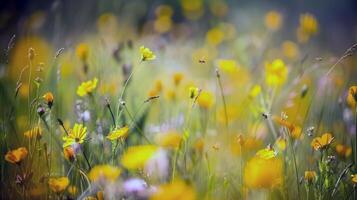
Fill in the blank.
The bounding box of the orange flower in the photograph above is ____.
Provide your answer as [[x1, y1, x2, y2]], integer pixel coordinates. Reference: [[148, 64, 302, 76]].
[[43, 92, 54, 108], [311, 133, 334, 151], [272, 116, 302, 139], [5, 147, 28, 164], [63, 147, 75, 162]]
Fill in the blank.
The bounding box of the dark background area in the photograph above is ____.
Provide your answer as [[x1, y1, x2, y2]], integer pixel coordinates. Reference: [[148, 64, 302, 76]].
[[0, 0, 356, 55]]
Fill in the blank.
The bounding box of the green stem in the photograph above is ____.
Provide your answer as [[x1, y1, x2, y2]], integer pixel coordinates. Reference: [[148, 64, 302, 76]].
[[215, 69, 229, 132]]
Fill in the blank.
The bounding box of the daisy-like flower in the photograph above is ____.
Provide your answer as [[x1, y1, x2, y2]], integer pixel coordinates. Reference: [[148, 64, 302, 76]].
[[5, 147, 28, 164], [48, 177, 69, 193], [76, 43, 89, 62], [311, 133, 334, 151], [62, 123, 87, 148], [121, 145, 158, 170], [140, 46, 156, 61], [106, 126, 129, 141], [76, 78, 98, 97]]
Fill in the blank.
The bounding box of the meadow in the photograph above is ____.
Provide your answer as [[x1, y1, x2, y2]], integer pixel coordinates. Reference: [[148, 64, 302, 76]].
[[0, 1, 357, 199]]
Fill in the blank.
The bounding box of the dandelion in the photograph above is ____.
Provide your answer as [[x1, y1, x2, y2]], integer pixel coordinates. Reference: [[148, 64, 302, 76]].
[[62, 123, 87, 148], [197, 91, 214, 109], [5, 147, 28, 164], [88, 165, 121, 182], [76, 77, 98, 97], [265, 11, 283, 31], [76, 43, 89, 62], [106, 126, 129, 141], [121, 145, 158, 170], [304, 171, 317, 183], [140, 46, 156, 61], [48, 177, 69, 193], [24, 126, 42, 139], [156, 132, 182, 149], [311, 133, 334, 151], [43, 92, 54, 108], [244, 154, 283, 189], [335, 144, 352, 158], [265, 59, 288, 86], [150, 180, 196, 200]]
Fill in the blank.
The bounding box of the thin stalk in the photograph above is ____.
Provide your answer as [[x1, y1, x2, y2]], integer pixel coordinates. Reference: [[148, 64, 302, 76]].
[[215, 69, 229, 132], [289, 137, 301, 200], [82, 150, 91, 170], [124, 105, 151, 144]]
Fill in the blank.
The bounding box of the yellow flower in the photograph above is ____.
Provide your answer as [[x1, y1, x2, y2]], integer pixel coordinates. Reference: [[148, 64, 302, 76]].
[[249, 85, 261, 99], [347, 86, 357, 110], [121, 145, 158, 170], [154, 15, 173, 33], [206, 27, 224, 46], [48, 177, 69, 193], [197, 91, 214, 109], [5, 147, 28, 164], [156, 132, 182, 149], [304, 171, 317, 183], [43, 92, 54, 108], [275, 137, 286, 151], [296, 13, 319, 43], [244, 155, 283, 189], [217, 59, 239, 74], [76, 43, 89, 62], [335, 144, 352, 158], [24, 126, 42, 139], [265, 59, 288, 86], [150, 180, 196, 200], [140, 46, 156, 61], [352, 174, 357, 184], [265, 11, 283, 31], [77, 78, 98, 97], [62, 123, 87, 148], [106, 126, 129, 141], [67, 185, 77, 195], [256, 147, 277, 160], [311, 133, 334, 151], [193, 138, 204, 153], [282, 41, 300, 60], [88, 165, 121, 182], [173, 72, 184, 86]]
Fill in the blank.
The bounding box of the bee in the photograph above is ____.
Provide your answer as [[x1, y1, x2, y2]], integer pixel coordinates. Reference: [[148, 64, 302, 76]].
[[198, 58, 206, 64]]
